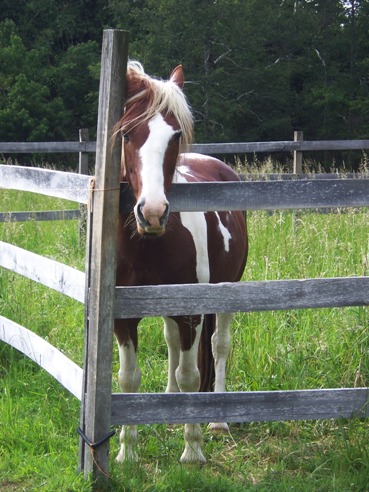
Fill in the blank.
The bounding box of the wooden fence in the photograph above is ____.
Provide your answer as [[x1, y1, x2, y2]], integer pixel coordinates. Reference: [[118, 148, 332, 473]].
[[2, 133, 369, 224], [1, 30, 369, 489], [1, 133, 369, 158]]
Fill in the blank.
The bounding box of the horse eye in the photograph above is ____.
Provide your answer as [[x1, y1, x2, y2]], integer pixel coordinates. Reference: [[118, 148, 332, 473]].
[[122, 131, 130, 143]]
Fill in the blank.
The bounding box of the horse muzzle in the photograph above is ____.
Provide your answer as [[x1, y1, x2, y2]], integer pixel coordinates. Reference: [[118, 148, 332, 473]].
[[135, 200, 169, 236]]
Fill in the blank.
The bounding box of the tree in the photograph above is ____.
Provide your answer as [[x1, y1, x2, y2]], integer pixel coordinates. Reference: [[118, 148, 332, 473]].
[[0, 12, 101, 143], [1, 0, 369, 169]]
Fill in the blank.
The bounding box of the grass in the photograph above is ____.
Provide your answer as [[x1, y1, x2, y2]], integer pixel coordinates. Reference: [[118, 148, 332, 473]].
[[1, 181, 369, 491]]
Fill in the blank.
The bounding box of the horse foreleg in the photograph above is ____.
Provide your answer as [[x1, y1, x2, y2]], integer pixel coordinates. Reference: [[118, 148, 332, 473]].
[[114, 319, 141, 462], [163, 317, 180, 392], [208, 312, 234, 433], [174, 315, 206, 464]]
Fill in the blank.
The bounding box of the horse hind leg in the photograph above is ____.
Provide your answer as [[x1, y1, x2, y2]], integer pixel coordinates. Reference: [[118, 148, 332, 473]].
[[208, 312, 234, 433], [174, 315, 206, 464], [114, 319, 142, 462]]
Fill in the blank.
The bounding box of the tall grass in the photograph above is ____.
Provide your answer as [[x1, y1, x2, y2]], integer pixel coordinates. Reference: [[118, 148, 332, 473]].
[[1, 181, 369, 491]]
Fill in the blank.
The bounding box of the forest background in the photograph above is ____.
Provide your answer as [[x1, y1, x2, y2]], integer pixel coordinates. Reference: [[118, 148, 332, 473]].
[[1, 1, 369, 169]]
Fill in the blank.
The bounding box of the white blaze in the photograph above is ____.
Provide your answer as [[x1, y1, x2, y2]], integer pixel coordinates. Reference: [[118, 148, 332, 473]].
[[138, 113, 175, 207]]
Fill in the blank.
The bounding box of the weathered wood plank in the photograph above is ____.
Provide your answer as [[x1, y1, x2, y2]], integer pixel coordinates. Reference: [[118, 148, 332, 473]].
[[1, 139, 368, 156], [293, 131, 304, 173], [240, 172, 367, 181], [190, 139, 369, 154], [0, 241, 85, 302], [79, 30, 128, 482], [0, 209, 80, 222], [110, 388, 369, 425], [119, 179, 369, 213], [0, 316, 83, 399], [164, 179, 369, 211], [0, 165, 92, 204], [0, 141, 96, 153], [299, 139, 369, 151], [114, 276, 369, 318], [79, 129, 90, 175], [3, 173, 368, 214], [190, 141, 301, 154]]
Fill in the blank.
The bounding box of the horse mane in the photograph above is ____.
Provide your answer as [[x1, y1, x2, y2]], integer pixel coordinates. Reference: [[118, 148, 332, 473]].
[[117, 61, 194, 150]]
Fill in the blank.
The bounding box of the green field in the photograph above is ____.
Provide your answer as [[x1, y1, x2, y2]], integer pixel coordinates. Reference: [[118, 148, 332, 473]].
[[1, 188, 369, 491]]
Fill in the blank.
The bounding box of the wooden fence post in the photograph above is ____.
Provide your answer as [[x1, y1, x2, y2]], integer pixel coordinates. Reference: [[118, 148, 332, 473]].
[[79, 129, 89, 245], [78, 29, 129, 485], [293, 130, 303, 174], [79, 129, 90, 175]]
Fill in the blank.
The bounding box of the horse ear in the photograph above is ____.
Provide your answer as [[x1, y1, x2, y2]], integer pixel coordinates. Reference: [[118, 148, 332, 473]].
[[170, 65, 185, 89]]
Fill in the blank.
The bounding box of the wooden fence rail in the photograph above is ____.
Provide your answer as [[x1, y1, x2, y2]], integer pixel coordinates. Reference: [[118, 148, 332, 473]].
[[0, 165, 91, 203], [0, 316, 83, 400], [114, 277, 369, 319], [0, 209, 81, 222], [121, 179, 369, 212], [0, 240, 85, 302], [110, 388, 369, 426], [3, 171, 369, 223], [1, 138, 369, 155], [0, 141, 96, 153]]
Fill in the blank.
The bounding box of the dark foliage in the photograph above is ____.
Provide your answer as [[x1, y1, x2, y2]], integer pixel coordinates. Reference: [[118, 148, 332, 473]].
[[1, 1, 368, 168]]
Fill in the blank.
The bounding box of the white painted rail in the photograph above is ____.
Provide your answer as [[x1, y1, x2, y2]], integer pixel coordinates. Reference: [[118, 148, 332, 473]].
[[0, 316, 83, 400]]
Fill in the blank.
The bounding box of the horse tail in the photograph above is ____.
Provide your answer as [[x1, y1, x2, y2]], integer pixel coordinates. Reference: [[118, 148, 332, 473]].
[[198, 313, 216, 392]]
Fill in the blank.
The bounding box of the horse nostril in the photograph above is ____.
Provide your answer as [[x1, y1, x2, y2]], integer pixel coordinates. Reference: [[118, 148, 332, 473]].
[[160, 203, 169, 226], [136, 200, 146, 223]]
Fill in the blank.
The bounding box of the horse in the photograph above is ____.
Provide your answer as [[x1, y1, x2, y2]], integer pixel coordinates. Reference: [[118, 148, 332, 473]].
[[114, 61, 248, 464]]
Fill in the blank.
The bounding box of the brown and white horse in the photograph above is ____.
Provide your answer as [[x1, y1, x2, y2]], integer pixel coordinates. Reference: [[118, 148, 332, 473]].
[[114, 61, 248, 463]]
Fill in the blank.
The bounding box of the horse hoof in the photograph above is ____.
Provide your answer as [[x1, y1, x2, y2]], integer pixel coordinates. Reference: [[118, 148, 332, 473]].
[[115, 449, 138, 463], [180, 449, 206, 465], [208, 422, 229, 434]]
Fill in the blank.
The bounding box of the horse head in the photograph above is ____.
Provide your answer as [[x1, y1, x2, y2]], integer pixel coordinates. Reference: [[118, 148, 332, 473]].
[[118, 62, 193, 236]]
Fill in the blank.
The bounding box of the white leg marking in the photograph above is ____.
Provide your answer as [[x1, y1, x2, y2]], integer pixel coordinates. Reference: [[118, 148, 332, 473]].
[[116, 339, 142, 462], [212, 313, 233, 393], [164, 317, 180, 393], [175, 320, 207, 464], [182, 423, 205, 464], [208, 312, 234, 433]]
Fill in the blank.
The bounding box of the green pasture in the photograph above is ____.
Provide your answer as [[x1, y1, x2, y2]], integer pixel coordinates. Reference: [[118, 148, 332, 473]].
[[1, 187, 369, 491]]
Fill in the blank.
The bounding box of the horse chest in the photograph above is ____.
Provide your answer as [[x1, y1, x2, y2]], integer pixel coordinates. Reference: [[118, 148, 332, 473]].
[[117, 226, 199, 286]]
